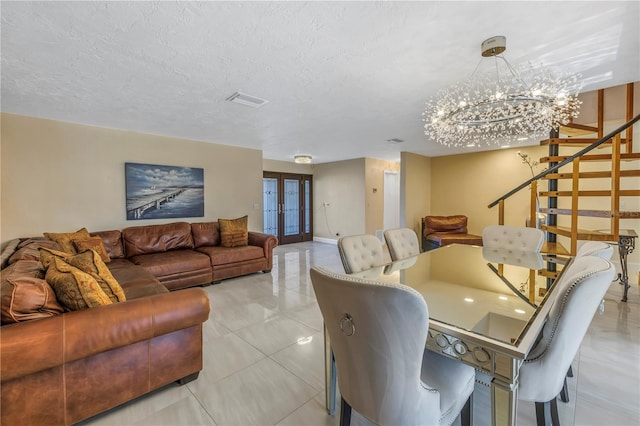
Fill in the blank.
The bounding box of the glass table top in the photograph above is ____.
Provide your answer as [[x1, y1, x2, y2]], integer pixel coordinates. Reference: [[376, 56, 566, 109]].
[[350, 244, 565, 348]]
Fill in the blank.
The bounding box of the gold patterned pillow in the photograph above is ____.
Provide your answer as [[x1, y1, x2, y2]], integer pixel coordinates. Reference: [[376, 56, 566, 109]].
[[45, 257, 113, 311], [43, 228, 91, 254], [72, 236, 110, 263], [39, 247, 72, 269], [218, 216, 249, 248], [65, 250, 125, 303]]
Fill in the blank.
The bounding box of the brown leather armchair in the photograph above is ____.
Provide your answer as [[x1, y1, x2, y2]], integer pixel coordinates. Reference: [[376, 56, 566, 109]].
[[421, 215, 483, 251]]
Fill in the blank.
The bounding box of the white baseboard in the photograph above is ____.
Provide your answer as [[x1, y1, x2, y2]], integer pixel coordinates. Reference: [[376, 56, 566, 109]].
[[313, 236, 338, 245]]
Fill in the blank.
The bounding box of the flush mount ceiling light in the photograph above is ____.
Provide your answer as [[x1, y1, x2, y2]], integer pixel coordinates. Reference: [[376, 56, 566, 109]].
[[294, 155, 312, 164], [423, 36, 582, 148]]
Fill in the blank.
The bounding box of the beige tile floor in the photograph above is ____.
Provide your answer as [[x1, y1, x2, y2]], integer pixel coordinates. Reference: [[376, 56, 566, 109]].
[[81, 241, 639, 426]]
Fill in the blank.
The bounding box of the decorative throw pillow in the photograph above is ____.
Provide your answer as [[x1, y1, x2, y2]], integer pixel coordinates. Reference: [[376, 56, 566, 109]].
[[218, 215, 249, 248], [44, 257, 113, 311], [39, 247, 73, 269], [1, 277, 65, 324], [43, 228, 91, 254], [64, 250, 125, 303], [72, 236, 110, 263]]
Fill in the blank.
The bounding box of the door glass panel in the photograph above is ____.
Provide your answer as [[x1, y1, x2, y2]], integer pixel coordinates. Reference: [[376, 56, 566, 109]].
[[283, 178, 300, 236], [305, 180, 310, 234], [263, 178, 278, 236]]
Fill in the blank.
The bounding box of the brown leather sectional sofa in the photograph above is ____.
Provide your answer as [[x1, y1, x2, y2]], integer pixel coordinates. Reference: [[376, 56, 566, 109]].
[[0, 220, 278, 425]]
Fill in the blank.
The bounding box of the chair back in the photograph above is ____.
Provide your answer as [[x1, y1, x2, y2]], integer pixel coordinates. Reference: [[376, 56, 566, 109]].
[[310, 267, 442, 425], [482, 247, 544, 270], [518, 256, 615, 402], [576, 241, 614, 260], [337, 234, 385, 274], [482, 225, 544, 251], [384, 228, 420, 261]]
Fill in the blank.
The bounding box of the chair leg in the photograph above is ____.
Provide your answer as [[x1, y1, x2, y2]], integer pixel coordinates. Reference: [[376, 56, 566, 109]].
[[550, 398, 560, 426], [559, 376, 570, 403], [460, 394, 473, 426], [535, 398, 561, 426], [340, 397, 352, 426]]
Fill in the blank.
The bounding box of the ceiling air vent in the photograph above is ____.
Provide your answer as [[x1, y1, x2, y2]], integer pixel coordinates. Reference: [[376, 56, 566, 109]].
[[226, 91, 269, 108], [386, 138, 405, 144]]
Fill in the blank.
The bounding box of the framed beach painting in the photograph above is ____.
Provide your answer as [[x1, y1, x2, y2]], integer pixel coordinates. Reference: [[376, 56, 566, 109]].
[[125, 162, 204, 220]]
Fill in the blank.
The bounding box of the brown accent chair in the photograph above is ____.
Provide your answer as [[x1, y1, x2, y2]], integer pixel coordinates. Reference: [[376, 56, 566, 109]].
[[421, 215, 483, 251]]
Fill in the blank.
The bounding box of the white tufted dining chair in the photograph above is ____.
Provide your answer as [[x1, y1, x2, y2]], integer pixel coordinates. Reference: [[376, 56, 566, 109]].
[[482, 225, 544, 252], [576, 241, 614, 260], [337, 234, 385, 274], [384, 228, 421, 261], [518, 255, 616, 426], [310, 266, 474, 426]]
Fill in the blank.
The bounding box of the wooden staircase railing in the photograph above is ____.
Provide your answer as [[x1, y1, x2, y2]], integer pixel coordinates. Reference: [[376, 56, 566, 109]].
[[488, 90, 639, 302]]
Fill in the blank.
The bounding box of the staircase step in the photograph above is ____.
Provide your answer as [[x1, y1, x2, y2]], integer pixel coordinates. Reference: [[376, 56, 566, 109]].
[[539, 189, 640, 197], [540, 153, 640, 163], [543, 170, 640, 179], [538, 269, 559, 279], [541, 225, 617, 241], [541, 241, 570, 256], [540, 137, 630, 146], [538, 208, 640, 218]]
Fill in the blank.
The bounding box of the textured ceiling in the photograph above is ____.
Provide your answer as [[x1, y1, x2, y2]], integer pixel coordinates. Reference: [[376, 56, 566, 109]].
[[2, 1, 639, 163]]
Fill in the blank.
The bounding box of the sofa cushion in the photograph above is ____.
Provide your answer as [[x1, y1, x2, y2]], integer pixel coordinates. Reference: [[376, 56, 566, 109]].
[[191, 222, 221, 248], [43, 228, 91, 254], [123, 222, 194, 257], [106, 258, 156, 283], [197, 245, 264, 266], [128, 250, 211, 278], [218, 216, 248, 248], [73, 236, 110, 263], [1, 276, 64, 324], [44, 257, 113, 311], [427, 233, 483, 247], [8, 239, 61, 265], [91, 230, 125, 259]]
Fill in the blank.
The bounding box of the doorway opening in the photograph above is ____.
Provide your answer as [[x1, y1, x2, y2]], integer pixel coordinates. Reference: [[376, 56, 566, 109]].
[[263, 172, 313, 244]]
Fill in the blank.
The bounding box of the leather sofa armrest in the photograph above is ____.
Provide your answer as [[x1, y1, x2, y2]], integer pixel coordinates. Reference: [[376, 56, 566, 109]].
[[248, 232, 278, 270], [248, 232, 278, 253], [1, 288, 210, 382]]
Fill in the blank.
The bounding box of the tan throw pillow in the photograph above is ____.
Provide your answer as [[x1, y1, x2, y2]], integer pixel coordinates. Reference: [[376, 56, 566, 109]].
[[44, 228, 91, 254], [65, 250, 126, 303], [72, 236, 110, 263], [218, 216, 249, 248], [1, 277, 65, 324], [45, 257, 113, 311]]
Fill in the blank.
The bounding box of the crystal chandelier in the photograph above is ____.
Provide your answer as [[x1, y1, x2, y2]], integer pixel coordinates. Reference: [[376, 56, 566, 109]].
[[423, 36, 582, 148]]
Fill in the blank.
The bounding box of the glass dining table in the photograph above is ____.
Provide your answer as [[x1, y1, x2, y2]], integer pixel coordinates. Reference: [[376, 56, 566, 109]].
[[323, 243, 571, 426]]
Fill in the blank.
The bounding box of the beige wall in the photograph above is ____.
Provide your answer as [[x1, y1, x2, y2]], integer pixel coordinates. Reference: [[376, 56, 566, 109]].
[[364, 158, 400, 236], [401, 152, 431, 237], [1, 113, 264, 243], [312, 159, 365, 240], [430, 144, 549, 234], [262, 159, 314, 175]]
